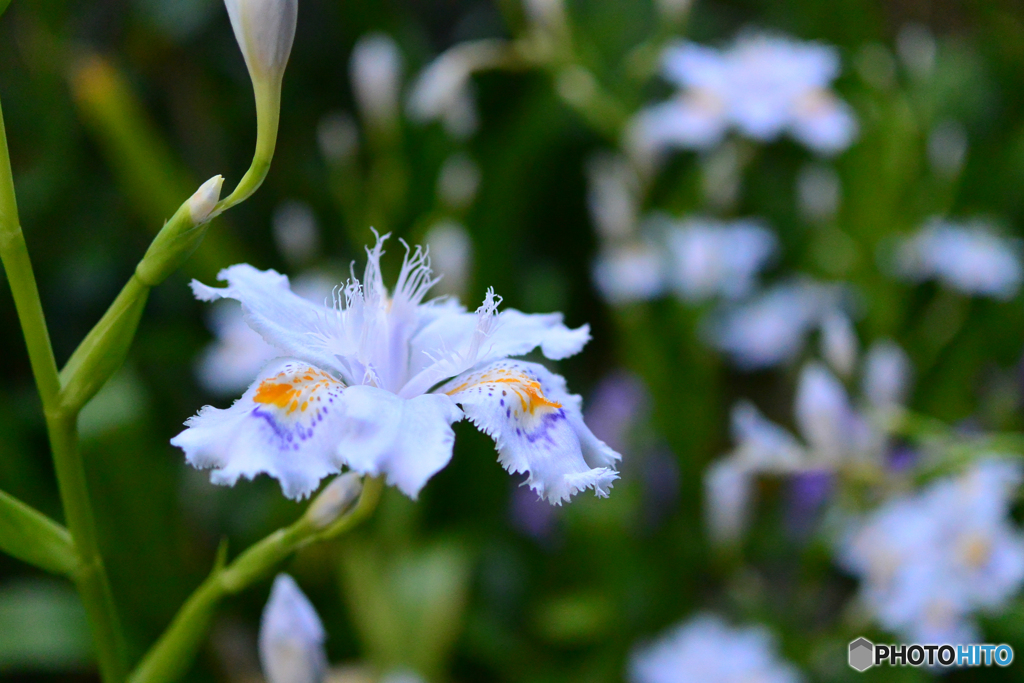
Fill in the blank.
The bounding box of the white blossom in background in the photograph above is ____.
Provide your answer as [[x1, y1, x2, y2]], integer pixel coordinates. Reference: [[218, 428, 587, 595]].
[[196, 272, 337, 396], [437, 153, 481, 211], [629, 614, 802, 683], [317, 112, 360, 164], [927, 120, 968, 178], [523, 0, 566, 32], [704, 459, 754, 544], [174, 234, 619, 503], [586, 153, 640, 240], [629, 33, 857, 164], [819, 311, 858, 377], [272, 201, 321, 266], [896, 23, 937, 80], [895, 220, 1023, 300], [706, 280, 837, 369], [259, 574, 327, 683], [839, 458, 1024, 644], [592, 242, 667, 305], [861, 340, 911, 410], [666, 217, 777, 302], [407, 41, 505, 139], [424, 220, 474, 297], [350, 33, 403, 131], [796, 163, 841, 223], [705, 344, 912, 542]]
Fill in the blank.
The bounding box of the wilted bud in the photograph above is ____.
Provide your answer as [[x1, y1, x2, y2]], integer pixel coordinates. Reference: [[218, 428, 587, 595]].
[[305, 473, 362, 529], [350, 33, 403, 131], [224, 0, 298, 86], [189, 175, 224, 224], [259, 574, 327, 683]]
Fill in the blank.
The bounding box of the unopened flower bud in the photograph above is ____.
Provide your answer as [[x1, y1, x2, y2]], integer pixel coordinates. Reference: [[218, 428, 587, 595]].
[[305, 472, 362, 529], [225, 0, 298, 86], [259, 574, 327, 683], [189, 175, 224, 224]]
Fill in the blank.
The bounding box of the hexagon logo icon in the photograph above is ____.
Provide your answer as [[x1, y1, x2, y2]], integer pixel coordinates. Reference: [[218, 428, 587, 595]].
[[849, 637, 874, 672]]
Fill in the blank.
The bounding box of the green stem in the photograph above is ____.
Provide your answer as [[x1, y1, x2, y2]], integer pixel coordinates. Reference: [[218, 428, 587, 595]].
[[0, 96, 128, 682], [0, 99, 61, 407], [128, 477, 384, 683], [48, 413, 128, 682], [219, 78, 281, 211]]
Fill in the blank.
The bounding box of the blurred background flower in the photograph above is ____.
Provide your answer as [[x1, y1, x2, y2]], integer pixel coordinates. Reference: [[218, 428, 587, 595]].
[[5, 0, 1024, 680]]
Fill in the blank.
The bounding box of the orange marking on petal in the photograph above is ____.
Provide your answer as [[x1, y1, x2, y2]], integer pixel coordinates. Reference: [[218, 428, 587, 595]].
[[254, 381, 299, 408], [446, 371, 562, 414]]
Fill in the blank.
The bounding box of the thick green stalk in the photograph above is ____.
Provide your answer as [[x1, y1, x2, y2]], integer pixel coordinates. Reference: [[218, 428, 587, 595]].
[[129, 477, 384, 683], [0, 100, 61, 407], [48, 414, 128, 681], [0, 96, 128, 682]]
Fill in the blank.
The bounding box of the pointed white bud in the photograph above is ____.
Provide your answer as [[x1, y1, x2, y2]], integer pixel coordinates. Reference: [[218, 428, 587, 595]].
[[259, 574, 327, 683], [704, 459, 751, 544], [224, 0, 298, 86], [188, 175, 224, 224], [350, 33, 403, 130], [862, 340, 912, 409], [794, 362, 856, 461], [305, 473, 362, 529], [819, 311, 858, 377]]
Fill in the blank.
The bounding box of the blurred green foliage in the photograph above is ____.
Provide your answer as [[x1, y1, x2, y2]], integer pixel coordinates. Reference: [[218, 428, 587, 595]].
[[4, 0, 1024, 681]]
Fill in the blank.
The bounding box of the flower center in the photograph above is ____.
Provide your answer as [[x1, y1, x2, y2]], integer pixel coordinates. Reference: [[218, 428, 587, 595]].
[[254, 367, 342, 414]]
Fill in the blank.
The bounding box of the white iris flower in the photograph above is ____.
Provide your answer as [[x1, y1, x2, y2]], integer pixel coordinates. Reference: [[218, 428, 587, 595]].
[[705, 345, 909, 542], [172, 234, 620, 504], [895, 220, 1023, 300], [839, 458, 1024, 644], [630, 33, 857, 160], [666, 217, 777, 302], [629, 614, 802, 683], [706, 280, 838, 370]]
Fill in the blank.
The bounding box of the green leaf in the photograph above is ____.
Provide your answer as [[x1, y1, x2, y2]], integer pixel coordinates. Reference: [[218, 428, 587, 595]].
[[0, 579, 92, 672], [0, 489, 76, 577], [0, 0, 10, 19]]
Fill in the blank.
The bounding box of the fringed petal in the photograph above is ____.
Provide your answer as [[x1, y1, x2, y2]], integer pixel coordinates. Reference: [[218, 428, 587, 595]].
[[441, 360, 619, 504], [171, 359, 347, 500]]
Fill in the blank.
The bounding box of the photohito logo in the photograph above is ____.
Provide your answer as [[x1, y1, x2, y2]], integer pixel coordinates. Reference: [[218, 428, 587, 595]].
[[848, 637, 1014, 671]]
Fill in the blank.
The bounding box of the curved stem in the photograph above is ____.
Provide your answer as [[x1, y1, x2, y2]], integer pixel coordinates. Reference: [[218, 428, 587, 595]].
[[218, 79, 281, 211], [128, 477, 384, 683]]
